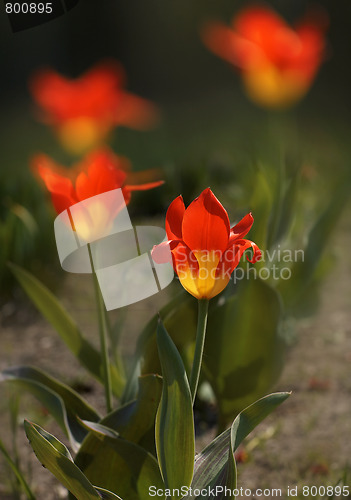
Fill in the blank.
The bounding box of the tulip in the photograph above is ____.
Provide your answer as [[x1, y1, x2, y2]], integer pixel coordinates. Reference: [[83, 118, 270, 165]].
[[202, 5, 327, 108], [30, 61, 158, 154], [33, 149, 164, 242], [152, 188, 261, 300], [33, 149, 163, 214]]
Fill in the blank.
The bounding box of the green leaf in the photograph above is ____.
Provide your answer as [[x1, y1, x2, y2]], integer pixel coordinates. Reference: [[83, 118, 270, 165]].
[[0, 366, 100, 451], [8, 263, 124, 396], [249, 167, 272, 250], [155, 320, 195, 497], [0, 436, 36, 500], [24, 420, 117, 500], [95, 488, 123, 499], [203, 279, 286, 430], [81, 420, 164, 500], [73, 375, 162, 500], [11, 204, 38, 235], [188, 392, 290, 500], [230, 391, 290, 449], [274, 171, 299, 244]]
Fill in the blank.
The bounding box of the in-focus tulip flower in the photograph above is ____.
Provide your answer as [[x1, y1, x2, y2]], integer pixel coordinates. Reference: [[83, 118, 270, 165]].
[[33, 149, 164, 241], [152, 188, 261, 299], [202, 5, 327, 109], [30, 61, 159, 154]]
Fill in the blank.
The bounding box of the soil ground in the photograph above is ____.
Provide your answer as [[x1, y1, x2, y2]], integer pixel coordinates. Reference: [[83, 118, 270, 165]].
[[0, 213, 350, 500]]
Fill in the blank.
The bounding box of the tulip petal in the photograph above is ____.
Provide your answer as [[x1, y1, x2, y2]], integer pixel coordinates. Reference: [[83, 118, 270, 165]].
[[182, 188, 230, 253], [244, 240, 262, 264], [234, 7, 286, 41], [112, 92, 159, 130], [173, 241, 198, 274], [75, 151, 127, 201], [35, 163, 77, 215], [206, 273, 231, 299], [294, 22, 326, 79], [124, 181, 165, 192], [88, 152, 126, 194], [165, 196, 186, 240], [122, 181, 164, 206], [30, 62, 126, 123], [202, 22, 264, 70], [230, 212, 254, 240], [219, 238, 262, 276]]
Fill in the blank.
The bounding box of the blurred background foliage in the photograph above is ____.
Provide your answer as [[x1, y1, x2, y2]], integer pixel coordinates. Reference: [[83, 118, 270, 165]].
[[0, 0, 350, 292]]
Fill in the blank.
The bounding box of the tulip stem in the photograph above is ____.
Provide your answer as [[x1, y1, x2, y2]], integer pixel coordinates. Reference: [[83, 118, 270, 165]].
[[88, 244, 113, 413], [189, 299, 209, 405]]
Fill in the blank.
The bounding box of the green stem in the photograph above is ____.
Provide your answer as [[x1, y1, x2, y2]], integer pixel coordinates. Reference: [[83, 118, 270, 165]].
[[266, 149, 285, 250], [266, 111, 288, 250], [88, 244, 112, 413], [189, 299, 209, 405]]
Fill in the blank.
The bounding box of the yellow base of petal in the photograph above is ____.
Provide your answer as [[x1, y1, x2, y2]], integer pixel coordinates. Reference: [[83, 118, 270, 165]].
[[178, 250, 230, 299]]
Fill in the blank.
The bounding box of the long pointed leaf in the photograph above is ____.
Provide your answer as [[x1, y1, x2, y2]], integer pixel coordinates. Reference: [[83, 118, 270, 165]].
[[73, 375, 162, 500], [155, 320, 195, 497], [95, 487, 123, 499], [9, 263, 124, 396], [1, 366, 100, 451], [188, 392, 290, 500], [24, 421, 113, 500]]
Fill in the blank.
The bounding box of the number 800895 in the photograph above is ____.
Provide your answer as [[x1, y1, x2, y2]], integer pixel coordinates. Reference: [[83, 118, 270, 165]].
[[5, 3, 53, 14]]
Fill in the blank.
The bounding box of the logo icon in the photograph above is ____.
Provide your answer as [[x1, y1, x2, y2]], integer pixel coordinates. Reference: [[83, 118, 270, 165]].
[[54, 188, 174, 310]]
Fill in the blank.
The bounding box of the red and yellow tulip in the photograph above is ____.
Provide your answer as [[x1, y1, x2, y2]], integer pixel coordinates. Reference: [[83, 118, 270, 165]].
[[30, 61, 158, 154], [152, 188, 261, 299], [202, 5, 327, 109]]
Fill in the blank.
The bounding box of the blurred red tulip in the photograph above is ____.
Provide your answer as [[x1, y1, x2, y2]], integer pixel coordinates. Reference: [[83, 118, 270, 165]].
[[202, 4, 327, 108], [33, 149, 164, 242], [152, 188, 261, 299], [33, 148, 164, 215], [30, 61, 159, 154]]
